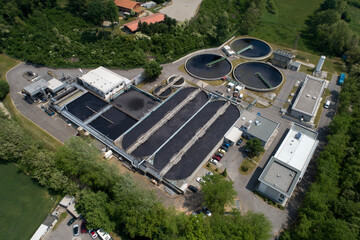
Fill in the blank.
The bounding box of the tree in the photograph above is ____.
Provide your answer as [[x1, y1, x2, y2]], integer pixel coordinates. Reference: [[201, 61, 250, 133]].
[[143, 60, 162, 81], [0, 80, 10, 100], [201, 174, 237, 214], [87, 0, 106, 25], [244, 138, 263, 158], [76, 189, 115, 232]]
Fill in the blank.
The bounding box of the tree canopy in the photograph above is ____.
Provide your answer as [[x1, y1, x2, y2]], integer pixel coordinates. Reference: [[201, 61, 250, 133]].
[[201, 174, 237, 214], [244, 138, 264, 158]]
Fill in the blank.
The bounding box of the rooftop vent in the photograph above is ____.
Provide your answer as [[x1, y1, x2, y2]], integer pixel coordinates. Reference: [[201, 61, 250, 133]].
[[255, 120, 261, 126], [295, 132, 302, 140], [306, 94, 310, 98], [277, 174, 280, 177], [312, 96, 316, 100]]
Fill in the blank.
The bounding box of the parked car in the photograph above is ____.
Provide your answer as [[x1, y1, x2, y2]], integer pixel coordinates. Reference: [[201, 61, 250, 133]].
[[221, 145, 229, 150], [324, 100, 330, 109], [218, 149, 226, 154], [210, 159, 219, 165], [196, 177, 205, 184], [223, 142, 230, 148], [212, 155, 221, 161], [215, 153, 223, 158], [205, 171, 214, 176], [236, 138, 243, 146], [73, 224, 79, 236], [67, 217, 76, 226], [188, 185, 198, 193], [81, 221, 87, 233], [89, 229, 98, 239], [203, 206, 212, 216]]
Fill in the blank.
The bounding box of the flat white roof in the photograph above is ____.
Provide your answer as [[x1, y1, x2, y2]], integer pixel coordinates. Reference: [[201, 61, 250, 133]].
[[48, 78, 65, 92], [292, 75, 326, 116], [30, 224, 48, 240], [80, 66, 131, 94], [274, 125, 318, 172], [224, 127, 242, 142]]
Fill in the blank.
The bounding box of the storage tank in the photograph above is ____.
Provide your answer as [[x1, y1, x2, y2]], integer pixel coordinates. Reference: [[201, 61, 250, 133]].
[[315, 56, 326, 72]]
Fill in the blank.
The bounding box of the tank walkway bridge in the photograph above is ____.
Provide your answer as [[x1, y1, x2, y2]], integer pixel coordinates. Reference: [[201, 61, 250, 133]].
[[125, 88, 202, 154], [159, 101, 231, 177], [154, 75, 183, 97]]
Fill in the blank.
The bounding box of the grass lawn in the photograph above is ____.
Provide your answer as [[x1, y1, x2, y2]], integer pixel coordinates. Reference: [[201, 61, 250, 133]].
[[347, 5, 360, 36], [250, 0, 323, 51], [0, 54, 20, 79], [0, 164, 54, 240]]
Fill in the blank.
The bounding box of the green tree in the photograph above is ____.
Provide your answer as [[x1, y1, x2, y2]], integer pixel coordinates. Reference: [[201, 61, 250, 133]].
[[244, 138, 264, 158], [201, 174, 237, 214], [0, 80, 10, 100], [87, 0, 105, 25], [76, 189, 115, 232], [144, 60, 162, 81]]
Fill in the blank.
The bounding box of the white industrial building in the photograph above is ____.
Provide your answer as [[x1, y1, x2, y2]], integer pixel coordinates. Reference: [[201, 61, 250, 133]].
[[291, 75, 326, 122], [224, 126, 243, 146], [78, 66, 131, 99], [257, 124, 318, 204]]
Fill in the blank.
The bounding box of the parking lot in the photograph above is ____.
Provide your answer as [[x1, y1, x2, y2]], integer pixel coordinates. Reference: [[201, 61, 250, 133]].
[[44, 214, 93, 240]]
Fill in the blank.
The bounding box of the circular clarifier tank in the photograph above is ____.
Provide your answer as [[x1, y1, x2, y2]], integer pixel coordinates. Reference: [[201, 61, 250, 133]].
[[167, 75, 186, 88], [233, 62, 283, 92], [230, 38, 272, 60], [185, 53, 232, 80]]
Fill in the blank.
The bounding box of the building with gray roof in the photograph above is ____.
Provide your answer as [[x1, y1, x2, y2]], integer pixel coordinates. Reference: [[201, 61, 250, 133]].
[[291, 75, 326, 122], [242, 115, 278, 146], [257, 123, 318, 204]]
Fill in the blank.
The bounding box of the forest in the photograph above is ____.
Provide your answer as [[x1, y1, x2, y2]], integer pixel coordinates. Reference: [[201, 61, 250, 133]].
[[0, 0, 266, 68]]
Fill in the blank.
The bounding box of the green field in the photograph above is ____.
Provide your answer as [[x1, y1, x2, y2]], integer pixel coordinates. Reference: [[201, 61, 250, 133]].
[[250, 0, 323, 51], [347, 5, 360, 35], [0, 164, 54, 240]]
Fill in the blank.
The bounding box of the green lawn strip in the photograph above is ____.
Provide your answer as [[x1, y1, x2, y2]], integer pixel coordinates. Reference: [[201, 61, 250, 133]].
[[53, 212, 68, 231], [0, 164, 54, 240], [0, 54, 20, 79], [253, 190, 285, 210], [239, 151, 265, 175], [314, 88, 331, 128]]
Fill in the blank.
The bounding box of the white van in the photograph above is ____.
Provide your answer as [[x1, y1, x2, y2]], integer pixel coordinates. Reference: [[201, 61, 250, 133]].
[[324, 100, 330, 109]]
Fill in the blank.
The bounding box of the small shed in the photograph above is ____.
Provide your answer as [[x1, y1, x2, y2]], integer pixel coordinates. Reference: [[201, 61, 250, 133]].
[[59, 195, 74, 208], [227, 82, 235, 89], [141, 1, 156, 8], [224, 127, 243, 146], [289, 61, 301, 72]]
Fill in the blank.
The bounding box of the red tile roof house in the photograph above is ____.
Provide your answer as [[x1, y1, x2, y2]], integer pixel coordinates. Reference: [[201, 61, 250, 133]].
[[114, 0, 145, 17], [123, 13, 165, 33]]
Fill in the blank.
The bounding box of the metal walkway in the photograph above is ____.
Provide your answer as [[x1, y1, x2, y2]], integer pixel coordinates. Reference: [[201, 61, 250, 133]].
[[159, 101, 231, 176], [126, 88, 201, 154]]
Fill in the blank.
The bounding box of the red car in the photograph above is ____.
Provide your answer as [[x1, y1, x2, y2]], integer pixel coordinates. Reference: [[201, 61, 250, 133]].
[[89, 229, 98, 239], [80, 222, 87, 234], [212, 155, 221, 161]]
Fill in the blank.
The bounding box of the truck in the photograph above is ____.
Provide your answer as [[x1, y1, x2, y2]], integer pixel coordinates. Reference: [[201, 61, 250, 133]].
[[338, 73, 345, 85], [233, 85, 243, 97]]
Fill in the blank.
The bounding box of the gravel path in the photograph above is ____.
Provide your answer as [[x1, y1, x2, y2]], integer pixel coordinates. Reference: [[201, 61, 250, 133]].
[[160, 0, 202, 21]]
